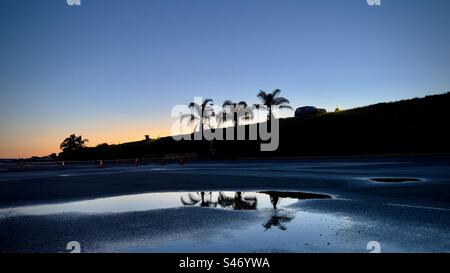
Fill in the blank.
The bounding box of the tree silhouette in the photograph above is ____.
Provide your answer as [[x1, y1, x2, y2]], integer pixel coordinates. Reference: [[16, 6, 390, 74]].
[[180, 192, 217, 208], [269, 195, 280, 210], [180, 98, 215, 134], [217, 192, 257, 210], [180, 192, 257, 210], [256, 89, 292, 122], [263, 212, 295, 231], [217, 100, 254, 128], [216, 100, 255, 141], [60, 134, 88, 153]]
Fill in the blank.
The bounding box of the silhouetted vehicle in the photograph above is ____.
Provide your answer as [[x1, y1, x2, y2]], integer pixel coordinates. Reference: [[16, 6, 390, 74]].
[[295, 106, 327, 118]]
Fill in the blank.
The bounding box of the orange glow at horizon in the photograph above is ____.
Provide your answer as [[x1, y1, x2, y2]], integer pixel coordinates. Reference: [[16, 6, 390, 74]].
[[0, 124, 173, 159]]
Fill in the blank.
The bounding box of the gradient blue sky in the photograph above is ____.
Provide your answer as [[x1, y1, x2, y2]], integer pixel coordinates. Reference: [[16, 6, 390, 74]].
[[1, 0, 450, 158]]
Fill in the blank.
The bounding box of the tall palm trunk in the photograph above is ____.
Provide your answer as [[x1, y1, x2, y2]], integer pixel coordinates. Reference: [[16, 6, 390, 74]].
[[267, 106, 272, 132], [234, 111, 238, 140]]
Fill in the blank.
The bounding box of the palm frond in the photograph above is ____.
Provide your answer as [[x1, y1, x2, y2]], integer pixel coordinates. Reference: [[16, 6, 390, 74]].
[[202, 98, 214, 107], [237, 101, 248, 107], [222, 100, 234, 108], [273, 97, 290, 105], [180, 192, 203, 206], [277, 105, 293, 110], [188, 102, 202, 117], [271, 89, 281, 97], [257, 90, 268, 101], [179, 113, 198, 124], [253, 104, 266, 110]]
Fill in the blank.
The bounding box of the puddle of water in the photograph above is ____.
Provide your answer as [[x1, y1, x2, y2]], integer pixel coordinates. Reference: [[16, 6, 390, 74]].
[[108, 210, 357, 253], [0, 191, 331, 217], [370, 177, 421, 183]]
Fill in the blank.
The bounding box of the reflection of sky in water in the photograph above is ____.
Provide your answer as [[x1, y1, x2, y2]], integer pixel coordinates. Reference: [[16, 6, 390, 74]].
[[107, 211, 357, 253], [1, 191, 370, 252], [0, 192, 303, 216], [1, 190, 414, 253]]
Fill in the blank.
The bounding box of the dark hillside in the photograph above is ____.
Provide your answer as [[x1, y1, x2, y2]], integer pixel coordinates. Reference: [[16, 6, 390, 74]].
[[59, 92, 450, 160]]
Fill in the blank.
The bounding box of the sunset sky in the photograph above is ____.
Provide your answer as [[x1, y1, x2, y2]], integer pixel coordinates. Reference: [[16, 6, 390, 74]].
[[1, 0, 450, 158]]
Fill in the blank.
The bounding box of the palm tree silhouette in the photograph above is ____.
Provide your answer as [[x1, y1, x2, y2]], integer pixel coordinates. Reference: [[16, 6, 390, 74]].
[[263, 212, 295, 231], [217, 100, 255, 127], [269, 195, 280, 210], [180, 98, 215, 134], [256, 89, 292, 122], [216, 100, 255, 140], [60, 134, 89, 152], [217, 192, 257, 210], [180, 192, 217, 208]]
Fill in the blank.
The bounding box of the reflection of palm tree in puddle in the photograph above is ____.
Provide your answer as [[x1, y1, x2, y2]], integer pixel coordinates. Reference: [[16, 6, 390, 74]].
[[261, 191, 331, 210], [263, 193, 294, 231], [180, 191, 330, 231], [180, 192, 257, 210], [262, 212, 295, 231], [269, 196, 280, 209], [180, 192, 217, 208], [217, 192, 257, 210], [261, 191, 333, 231]]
